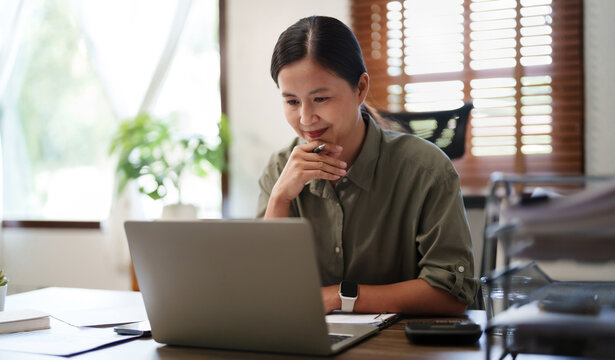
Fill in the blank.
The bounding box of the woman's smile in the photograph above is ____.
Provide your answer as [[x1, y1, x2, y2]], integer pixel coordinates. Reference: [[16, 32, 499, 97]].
[[305, 127, 328, 139]]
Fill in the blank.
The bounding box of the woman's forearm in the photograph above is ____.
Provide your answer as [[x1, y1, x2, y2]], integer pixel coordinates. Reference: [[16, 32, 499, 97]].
[[322, 279, 467, 316], [264, 194, 291, 219]]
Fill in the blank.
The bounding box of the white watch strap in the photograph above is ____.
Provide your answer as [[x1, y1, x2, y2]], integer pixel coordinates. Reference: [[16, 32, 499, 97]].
[[340, 296, 357, 312]]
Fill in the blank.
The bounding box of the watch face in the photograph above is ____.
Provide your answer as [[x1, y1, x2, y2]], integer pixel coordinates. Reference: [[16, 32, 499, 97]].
[[340, 281, 358, 297]]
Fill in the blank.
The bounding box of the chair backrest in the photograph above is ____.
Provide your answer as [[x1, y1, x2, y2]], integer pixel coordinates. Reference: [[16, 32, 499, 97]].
[[377, 101, 473, 160]]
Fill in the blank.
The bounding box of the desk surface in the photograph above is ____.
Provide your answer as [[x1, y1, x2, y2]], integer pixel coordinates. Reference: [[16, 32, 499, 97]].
[[1, 288, 582, 360]]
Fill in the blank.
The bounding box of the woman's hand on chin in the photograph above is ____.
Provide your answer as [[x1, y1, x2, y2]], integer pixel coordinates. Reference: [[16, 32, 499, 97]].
[[271, 141, 346, 203]]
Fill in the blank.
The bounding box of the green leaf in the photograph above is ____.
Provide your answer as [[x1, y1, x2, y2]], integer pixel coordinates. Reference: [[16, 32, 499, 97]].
[[146, 189, 163, 201]]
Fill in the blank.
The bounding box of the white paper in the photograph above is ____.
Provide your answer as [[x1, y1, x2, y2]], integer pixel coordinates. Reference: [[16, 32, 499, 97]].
[[0, 318, 139, 356], [326, 313, 397, 326], [6, 288, 148, 327], [53, 306, 148, 327]]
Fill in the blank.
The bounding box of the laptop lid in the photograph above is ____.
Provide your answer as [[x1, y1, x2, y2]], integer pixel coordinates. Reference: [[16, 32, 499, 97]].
[[124, 219, 376, 356]]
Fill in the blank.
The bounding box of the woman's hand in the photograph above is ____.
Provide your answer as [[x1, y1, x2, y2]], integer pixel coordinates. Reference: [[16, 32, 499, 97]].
[[274, 142, 346, 201], [321, 284, 341, 314], [265, 142, 346, 218]]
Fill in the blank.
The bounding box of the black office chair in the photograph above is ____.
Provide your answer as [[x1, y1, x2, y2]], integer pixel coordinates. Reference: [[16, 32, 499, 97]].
[[378, 101, 473, 160]]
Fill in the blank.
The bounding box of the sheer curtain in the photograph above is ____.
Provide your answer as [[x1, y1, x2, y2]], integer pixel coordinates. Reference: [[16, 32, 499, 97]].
[[0, 0, 25, 95], [0, 0, 27, 268], [73, 0, 193, 273]]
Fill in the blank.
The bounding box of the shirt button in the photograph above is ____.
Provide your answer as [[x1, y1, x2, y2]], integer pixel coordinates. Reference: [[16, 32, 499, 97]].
[[335, 246, 340, 254], [341, 178, 348, 183], [458, 266, 465, 273]]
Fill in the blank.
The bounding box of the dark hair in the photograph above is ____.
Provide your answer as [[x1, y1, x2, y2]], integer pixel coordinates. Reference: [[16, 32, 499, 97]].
[[270, 16, 367, 89]]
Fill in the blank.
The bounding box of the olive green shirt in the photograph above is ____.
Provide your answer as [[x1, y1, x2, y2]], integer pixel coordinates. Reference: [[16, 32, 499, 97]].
[[257, 113, 477, 305]]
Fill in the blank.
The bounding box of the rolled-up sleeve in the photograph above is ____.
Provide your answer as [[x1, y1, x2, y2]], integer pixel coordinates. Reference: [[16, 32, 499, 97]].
[[416, 171, 478, 305], [256, 153, 279, 218]]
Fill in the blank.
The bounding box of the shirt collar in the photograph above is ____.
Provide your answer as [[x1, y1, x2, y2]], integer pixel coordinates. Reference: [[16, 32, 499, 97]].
[[307, 111, 381, 196], [345, 111, 381, 191]]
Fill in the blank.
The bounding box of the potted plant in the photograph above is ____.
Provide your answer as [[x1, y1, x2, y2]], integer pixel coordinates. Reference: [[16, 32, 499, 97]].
[[109, 113, 230, 219], [0, 269, 7, 311]]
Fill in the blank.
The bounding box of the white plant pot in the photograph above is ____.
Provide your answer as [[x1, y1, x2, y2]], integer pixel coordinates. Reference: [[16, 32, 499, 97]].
[[0, 284, 7, 311], [161, 204, 198, 220]]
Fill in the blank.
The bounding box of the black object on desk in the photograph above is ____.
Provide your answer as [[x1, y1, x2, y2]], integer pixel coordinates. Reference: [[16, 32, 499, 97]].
[[114, 321, 152, 337], [405, 321, 482, 346]]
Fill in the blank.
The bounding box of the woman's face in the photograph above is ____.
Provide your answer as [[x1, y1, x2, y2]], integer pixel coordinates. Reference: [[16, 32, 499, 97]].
[[277, 57, 368, 148]]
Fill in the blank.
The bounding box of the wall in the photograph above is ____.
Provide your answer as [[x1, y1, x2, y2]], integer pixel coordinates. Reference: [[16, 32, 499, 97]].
[[584, 0, 615, 175], [1, 228, 131, 295]]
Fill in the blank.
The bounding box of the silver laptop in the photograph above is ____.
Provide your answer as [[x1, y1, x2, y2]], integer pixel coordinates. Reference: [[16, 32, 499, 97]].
[[124, 219, 377, 356]]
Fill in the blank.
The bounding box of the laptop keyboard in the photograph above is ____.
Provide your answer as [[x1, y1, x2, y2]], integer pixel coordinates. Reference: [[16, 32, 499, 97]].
[[329, 334, 352, 345]]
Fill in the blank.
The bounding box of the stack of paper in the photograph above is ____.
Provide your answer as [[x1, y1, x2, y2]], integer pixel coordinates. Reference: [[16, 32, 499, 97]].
[[0, 288, 147, 356], [326, 313, 398, 328], [500, 180, 615, 262], [0, 318, 139, 356], [487, 301, 615, 358]]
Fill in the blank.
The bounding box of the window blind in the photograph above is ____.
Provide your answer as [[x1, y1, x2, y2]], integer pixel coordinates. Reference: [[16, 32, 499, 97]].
[[351, 0, 583, 189]]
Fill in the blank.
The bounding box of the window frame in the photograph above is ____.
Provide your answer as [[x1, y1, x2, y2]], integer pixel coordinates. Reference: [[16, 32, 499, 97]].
[[1, 220, 101, 229]]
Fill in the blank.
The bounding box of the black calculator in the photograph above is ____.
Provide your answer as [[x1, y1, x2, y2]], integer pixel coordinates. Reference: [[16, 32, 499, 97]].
[[405, 320, 482, 345]]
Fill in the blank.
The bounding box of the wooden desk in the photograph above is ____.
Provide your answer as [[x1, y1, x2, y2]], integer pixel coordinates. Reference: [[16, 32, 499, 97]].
[[0, 288, 581, 360]]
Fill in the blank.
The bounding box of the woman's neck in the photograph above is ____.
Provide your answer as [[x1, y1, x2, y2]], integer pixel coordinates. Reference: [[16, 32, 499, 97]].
[[339, 113, 367, 170]]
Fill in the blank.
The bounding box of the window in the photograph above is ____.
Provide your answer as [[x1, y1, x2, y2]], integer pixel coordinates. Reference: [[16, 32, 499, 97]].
[[351, 0, 583, 189], [1, 0, 222, 221], [1, 0, 116, 221]]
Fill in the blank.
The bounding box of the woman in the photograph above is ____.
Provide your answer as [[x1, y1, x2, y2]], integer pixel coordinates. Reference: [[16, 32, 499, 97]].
[[257, 16, 477, 315]]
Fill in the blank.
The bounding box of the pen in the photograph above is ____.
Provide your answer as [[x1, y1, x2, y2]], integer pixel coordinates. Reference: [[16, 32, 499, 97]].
[[311, 144, 326, 154]]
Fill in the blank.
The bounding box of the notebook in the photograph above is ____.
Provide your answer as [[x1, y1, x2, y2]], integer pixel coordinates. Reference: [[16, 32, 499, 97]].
[[124, 219, 378, 356], [0, 309, 50, 334]]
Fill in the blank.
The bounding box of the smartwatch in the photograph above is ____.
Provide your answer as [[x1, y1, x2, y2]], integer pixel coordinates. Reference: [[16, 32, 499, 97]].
[[339, 281, 359, 312]]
